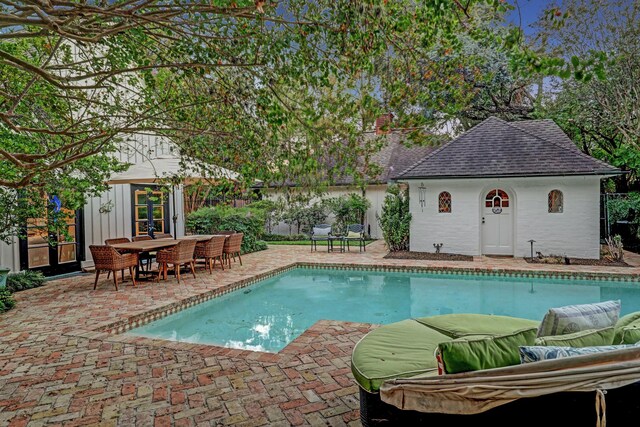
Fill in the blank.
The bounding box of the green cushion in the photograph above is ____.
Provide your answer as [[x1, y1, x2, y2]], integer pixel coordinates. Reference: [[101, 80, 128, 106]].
[[614, 311, 640, 344], [346, 231, 361, 238], [534, 327, 615, 347], [351, 319, 451, 392], [437, 327, 537, 374], [415, 314, 540, 339]]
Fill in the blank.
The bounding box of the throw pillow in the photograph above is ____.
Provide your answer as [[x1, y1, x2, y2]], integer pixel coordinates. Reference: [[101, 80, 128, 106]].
[[534, 327, 614, 347], [436, 327, 537, 374], [613, 311, 640, 344], [312, 227, 330, 236], [520, 343, 639, 364], [537, 300, 621, 337]]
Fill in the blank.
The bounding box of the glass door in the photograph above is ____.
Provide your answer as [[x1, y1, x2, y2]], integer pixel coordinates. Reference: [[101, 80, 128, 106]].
[[132, 186, 169, 237], [20, 198, 84, 276]]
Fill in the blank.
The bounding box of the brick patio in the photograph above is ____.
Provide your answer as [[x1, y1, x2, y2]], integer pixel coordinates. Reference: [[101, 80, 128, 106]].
[[1, 241, 639, 426]]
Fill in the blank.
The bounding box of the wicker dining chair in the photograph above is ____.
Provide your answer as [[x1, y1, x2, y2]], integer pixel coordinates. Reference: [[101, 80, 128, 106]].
[[132, 235, 155, 271], [104, 237, 131, 279], [89, 245, 139, 291], [223, 233, 244, 268], [156, 239, 197, 283], [195, 235, 227, 273]]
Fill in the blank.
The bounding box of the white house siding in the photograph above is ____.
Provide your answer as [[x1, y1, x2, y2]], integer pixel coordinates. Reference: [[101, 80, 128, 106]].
[[263, 184, 390, 239], [407, 176, 602, 259], [81, 135, 181, 269], [0, 135, 182, 272]]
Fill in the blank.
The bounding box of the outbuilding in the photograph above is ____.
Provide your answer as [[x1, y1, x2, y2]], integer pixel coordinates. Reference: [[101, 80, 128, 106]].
[[393, 117, 621, 259]]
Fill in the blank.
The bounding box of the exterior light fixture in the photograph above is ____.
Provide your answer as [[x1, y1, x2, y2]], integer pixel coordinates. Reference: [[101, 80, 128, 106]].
[[418, 183, 427, 211]]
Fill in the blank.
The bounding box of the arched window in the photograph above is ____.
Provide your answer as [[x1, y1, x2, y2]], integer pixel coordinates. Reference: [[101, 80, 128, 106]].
[[485, 189, 509, 208], [548, 190, 563, 213], [438, 191, 452, 213]]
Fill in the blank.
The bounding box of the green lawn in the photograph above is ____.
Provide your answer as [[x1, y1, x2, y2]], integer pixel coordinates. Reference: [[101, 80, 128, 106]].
[[266, 239, 376, 246]]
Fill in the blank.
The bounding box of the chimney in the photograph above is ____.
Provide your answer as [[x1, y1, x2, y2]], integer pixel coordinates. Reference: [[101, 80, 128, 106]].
[[375, 113, 394, 135]]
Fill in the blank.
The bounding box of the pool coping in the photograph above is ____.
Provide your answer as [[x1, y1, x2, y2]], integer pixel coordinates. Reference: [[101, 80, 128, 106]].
[[81, 262, 640, 343]]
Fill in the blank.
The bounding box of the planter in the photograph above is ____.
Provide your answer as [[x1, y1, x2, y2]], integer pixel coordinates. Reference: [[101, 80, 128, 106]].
[[0, 267, 9, 288]]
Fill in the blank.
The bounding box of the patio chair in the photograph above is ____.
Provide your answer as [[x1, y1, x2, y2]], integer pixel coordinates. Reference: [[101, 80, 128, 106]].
[[310, 224, 332, 252], [223, 232, 244, 268], [132, 235, 155, 271], [344, 224, 366, 252], [156, 239, 197, 283], [195, 235, 226, 273], [104, 237, 131, 280], [216, 230, 236, 236], [89, 245, 138, 291]]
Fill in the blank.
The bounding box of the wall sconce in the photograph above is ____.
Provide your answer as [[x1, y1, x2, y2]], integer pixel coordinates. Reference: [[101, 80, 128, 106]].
[[418, 183, 427, 211]]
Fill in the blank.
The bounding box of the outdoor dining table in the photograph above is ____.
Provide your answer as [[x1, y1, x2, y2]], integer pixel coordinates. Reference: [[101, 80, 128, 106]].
[[109, 235, 223, 280]]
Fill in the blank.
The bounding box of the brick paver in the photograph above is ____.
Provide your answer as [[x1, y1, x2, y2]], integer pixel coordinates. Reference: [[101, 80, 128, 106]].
[[1, 241, 639, 426]]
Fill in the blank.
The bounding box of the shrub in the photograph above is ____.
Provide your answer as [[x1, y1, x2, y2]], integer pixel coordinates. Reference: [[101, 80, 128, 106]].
[[282, 202, 328, 235], [262, 233, 308, 241], [250, 199, 283, 234], [377, 185, 411, 252], [326, 193, 371, 234], [185, 205, 267, 253], [605, 234, 624, 262], [0, 288, 15, 313], [6, 270, 46, 293]]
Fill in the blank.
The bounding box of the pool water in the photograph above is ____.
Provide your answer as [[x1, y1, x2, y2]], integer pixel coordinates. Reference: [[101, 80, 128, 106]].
[[128, 268, 640, 353]]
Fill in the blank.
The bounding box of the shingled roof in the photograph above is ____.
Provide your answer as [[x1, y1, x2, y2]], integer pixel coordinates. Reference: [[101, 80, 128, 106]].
[[332, 132, 436, 185], [394, 117, 620, 180]]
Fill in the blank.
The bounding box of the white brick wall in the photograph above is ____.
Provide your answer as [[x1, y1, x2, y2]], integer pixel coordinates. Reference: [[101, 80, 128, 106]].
[[407, 176, 602, 259]]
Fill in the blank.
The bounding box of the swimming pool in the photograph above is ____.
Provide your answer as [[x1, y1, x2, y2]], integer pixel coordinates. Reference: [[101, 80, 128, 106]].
[[127, 267, 640, 353]]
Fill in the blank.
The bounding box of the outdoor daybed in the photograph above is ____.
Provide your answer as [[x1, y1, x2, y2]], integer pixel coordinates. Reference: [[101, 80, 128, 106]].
[[351, 309, 640, 427]]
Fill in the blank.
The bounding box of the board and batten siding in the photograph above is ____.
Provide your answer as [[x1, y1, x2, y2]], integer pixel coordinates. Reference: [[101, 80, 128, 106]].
[[81, 135, 183, 269], [407, 176, 602, 259], [0, 134, 184, 272]]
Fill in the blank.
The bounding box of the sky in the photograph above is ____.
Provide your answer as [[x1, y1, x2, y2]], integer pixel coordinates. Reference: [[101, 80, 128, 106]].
[[507, 0, 559, 35]]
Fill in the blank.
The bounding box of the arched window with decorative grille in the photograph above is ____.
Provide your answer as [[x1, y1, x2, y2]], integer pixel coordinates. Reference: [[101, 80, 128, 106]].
[[438, 191, 452, 213], [548, 190, 563, 213]]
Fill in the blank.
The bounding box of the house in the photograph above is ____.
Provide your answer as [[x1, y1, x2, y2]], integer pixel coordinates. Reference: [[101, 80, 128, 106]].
[[393, 117, 621, 259], [0, 137, 190, 276], [264, 116, 436, 238]]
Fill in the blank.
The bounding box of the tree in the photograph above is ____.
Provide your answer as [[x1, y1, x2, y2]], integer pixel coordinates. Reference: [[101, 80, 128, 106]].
[[534, 0, 640, 192], [326, 193, 371, 234], [0, 1, 594, 241]]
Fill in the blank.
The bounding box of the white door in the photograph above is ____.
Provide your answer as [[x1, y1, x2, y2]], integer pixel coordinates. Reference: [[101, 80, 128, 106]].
[[482, 189, 513, 255]]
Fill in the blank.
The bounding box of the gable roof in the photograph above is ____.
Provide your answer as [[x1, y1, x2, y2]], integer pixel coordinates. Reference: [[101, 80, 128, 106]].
[[394, 117, 621, 180]]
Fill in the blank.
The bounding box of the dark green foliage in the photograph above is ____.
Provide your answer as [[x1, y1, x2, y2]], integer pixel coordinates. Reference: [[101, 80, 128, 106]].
[[326, 194, 371, 234], [377, 185, 411, 252], [262, 234, 308, 241], [185, 205, 267, 254], [0, 288, 15, 313], [281, 202, 328, 235], [607, 193, 640, 238], [6, 270, 46, 293]]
